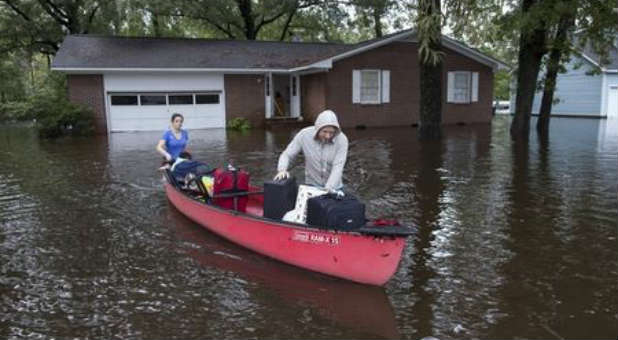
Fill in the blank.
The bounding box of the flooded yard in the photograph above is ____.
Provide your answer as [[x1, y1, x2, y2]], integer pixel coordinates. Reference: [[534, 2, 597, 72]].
[[0, 116, 616, 339]]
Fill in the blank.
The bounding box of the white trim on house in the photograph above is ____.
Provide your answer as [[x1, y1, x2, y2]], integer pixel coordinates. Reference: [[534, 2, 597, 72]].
[[331, 31, 416, 63], [441, 36, 510, 71], [601, 73, 608, 116], [578, 53, 617, 74]]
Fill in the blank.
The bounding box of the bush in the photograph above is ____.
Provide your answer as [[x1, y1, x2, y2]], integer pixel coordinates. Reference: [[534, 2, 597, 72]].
[[0, 72, 94, 138], [227, 117, 251, 131]]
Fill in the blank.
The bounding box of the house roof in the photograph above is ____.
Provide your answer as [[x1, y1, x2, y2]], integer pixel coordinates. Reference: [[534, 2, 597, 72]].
[[581, 41, 618, 71], [51, 29, 509, 72], [52, 35, 353, 71]]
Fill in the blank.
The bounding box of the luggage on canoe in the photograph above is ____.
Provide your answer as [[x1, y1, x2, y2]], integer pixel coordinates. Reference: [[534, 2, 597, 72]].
[[212, 167, 250, 212], [263, 177, 298, 220], [171, 159, 214, 181], [282, 185, 328, 224], [306, 192, 366, 231]]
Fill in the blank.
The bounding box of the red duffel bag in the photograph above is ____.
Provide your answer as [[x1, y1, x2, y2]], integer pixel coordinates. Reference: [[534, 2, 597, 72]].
[[212, 167, 250, 212]]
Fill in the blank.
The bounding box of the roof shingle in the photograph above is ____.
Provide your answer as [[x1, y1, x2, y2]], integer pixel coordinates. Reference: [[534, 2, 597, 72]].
[[52, 35, 355, 69]]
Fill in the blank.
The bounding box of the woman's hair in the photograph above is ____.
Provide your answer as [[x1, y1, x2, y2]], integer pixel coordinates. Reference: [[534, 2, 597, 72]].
[[178, 151, 192, 159], [171, 113, 184, 122]]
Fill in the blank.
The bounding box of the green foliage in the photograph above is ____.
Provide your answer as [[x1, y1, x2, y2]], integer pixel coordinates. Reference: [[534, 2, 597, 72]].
[[0, 55, 26, 102], [227, 117, 251, 131], [494, 70, 511, 100], [416, 0, 444, 66], [0, 72, 93, 138]]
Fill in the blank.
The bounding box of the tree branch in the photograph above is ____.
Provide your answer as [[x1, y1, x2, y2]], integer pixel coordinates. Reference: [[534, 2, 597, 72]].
[[279, 7, 298, 41], [1, 0, 32, 22], [37, 0, 70, 29], [83, 4, 100, 34]]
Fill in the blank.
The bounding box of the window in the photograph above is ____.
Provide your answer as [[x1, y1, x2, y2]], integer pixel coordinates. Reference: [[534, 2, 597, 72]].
[[360, 70, 380, 103], [447, 71, 479, 104], [352, 69, 390, 104], [111, 95, 138, 105], [169, 94, 194, 105], [140, 95, 166, 105], [196, 94, 219, 104], [454, 72, 470, 102]]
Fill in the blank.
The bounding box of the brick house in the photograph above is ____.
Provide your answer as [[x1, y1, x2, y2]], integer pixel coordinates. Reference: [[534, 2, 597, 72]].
[[51, 29, 508, 134]]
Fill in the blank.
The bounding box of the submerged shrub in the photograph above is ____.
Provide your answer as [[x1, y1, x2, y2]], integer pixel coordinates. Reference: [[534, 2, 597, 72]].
[[227, 117, 251, 131], [0, 72, 94, 138]]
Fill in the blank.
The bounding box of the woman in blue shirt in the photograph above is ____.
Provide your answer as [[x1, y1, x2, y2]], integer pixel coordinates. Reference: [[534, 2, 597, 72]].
[[156, 113, 189, 162]]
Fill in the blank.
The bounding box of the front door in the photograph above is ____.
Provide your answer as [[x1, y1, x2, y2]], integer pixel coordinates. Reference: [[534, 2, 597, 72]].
[[266, 73, 301, 119]]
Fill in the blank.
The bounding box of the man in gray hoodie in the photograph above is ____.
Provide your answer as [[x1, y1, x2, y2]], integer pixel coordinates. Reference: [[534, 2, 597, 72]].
[[274, 110, 348, 190]]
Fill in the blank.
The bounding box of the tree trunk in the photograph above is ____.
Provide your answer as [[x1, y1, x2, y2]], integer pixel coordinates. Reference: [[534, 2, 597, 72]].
[[373, 8, 382, 38], [417, 0, 442, 140], [510, 0, 547, 139], [237, 0, 257, 40], [419, 58, 443, 139], [537, 11, 575, 134], [152, 12, 162, 37]]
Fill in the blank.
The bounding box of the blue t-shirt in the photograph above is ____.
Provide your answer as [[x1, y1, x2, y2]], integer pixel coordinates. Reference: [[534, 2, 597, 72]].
[[162, 129, 188, 159]]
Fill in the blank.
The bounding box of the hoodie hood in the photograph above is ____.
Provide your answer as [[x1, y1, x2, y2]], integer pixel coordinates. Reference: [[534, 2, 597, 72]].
[[313, 110, 341, 139]]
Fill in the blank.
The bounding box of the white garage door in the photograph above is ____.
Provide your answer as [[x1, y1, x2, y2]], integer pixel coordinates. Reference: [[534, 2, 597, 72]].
[[104, 73, 226, 132], [108, 92, 224, 131]]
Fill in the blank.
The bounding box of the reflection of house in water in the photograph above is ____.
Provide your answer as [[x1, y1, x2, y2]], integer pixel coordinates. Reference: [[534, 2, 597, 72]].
[[597, 118, 618, 152]]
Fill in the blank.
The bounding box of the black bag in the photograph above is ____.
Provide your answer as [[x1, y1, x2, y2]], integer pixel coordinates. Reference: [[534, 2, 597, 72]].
[[263, 177, 298, 220], [306, 193, 366, 231]]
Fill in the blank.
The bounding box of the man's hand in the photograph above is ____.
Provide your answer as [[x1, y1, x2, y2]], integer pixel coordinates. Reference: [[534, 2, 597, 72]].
[[273, 171, 289, 181], [328, 189, 345, 198]]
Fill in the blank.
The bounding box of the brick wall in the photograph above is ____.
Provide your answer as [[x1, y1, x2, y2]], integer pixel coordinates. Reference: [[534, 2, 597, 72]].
[[224, 74, 265, 128], [443, 50, 494, 124], [67, 74, 106, 134], [321, 41, 493, 127], [300, 72, 326, 122]]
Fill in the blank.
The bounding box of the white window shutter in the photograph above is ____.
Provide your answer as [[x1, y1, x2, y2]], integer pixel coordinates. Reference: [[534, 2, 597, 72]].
[[471, 72, 479, 102], [447, 72, 455, 103], [381, 70, 390, 103], [352, 70, 360, 103]]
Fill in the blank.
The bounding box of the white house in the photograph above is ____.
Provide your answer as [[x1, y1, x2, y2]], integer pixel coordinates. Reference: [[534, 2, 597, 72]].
[[510, 39, 618, 118]]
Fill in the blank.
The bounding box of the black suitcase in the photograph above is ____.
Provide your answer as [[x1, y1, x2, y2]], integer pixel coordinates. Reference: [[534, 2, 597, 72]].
[[263, 177, 298, 219], [306, 193, 366, 230]]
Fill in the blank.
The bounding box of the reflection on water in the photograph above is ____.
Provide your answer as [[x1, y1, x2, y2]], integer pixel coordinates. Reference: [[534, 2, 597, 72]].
[[0, 116, 616, 339]]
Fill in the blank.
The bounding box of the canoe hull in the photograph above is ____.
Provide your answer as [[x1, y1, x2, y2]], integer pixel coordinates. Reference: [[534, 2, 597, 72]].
[[165, 182, 406, 285]]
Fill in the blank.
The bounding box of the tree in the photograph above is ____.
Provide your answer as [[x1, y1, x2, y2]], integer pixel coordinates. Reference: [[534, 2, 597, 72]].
[[0, 0, 118, 55], [537, 0, 617, 134], [416, 0, 444, 140], [350, 0, 401, 38], [536, 1, 576, 134], [509, 0, 549, 138], [171, 0, 327, 41]]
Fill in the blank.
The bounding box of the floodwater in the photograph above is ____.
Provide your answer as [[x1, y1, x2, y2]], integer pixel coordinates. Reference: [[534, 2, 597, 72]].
[[0, 116, 616, 339]]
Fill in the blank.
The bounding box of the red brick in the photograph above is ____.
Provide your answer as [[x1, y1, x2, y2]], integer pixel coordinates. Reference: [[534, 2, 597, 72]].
[[224, 74, 266, 128], [67, 74, 106, 134]]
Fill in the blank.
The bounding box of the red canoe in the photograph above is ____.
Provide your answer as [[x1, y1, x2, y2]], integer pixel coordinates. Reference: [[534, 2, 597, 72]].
[[163, 171, 414, 286]]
